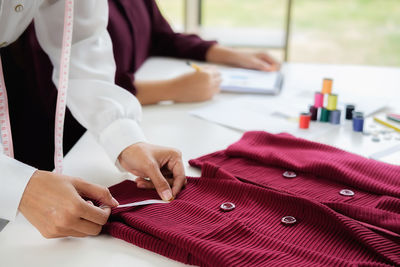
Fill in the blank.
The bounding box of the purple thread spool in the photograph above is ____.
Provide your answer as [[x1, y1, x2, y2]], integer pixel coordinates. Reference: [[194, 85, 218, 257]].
[[309, 106, 318, 121]]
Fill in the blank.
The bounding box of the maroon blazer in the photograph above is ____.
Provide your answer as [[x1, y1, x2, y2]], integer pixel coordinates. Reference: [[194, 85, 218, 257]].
[[0, 0, 216, 170], [104, 131, 400, 266]]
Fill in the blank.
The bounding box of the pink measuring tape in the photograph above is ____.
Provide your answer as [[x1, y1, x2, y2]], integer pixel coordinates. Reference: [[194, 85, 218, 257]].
[[0, 0, 74, 174], [0, 57, 14, 158]]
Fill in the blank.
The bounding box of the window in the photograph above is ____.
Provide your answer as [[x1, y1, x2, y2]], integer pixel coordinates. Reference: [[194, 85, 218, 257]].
[[201, 0, 288, 49], [156, 0, 185, 31], [290, 0, 400, 66], [156, 0, 400, 67]]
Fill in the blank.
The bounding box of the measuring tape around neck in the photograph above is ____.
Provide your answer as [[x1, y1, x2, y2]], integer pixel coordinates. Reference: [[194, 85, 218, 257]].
[[0, 0, 74, 174]]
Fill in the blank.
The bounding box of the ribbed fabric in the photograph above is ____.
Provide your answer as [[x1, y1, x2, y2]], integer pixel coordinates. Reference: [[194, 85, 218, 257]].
[[103, 131, 400, 266]]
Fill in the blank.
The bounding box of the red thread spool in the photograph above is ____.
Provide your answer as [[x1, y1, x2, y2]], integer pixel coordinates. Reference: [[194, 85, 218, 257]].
[[299, 112, 311, 129]]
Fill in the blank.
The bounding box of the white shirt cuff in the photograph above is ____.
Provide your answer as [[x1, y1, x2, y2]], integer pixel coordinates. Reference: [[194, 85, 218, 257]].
[[0, 155, 37, 221], [98, 119, 147, 166]]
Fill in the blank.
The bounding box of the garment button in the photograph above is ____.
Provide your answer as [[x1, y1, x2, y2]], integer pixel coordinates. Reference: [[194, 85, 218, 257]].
[[339, 189, 355, 197], [15, 4, 24, 12], [281, 216, 297, 225], [220, 202, 235, 212], [0, 42, 8, 48], [282, 171, 297, 178]]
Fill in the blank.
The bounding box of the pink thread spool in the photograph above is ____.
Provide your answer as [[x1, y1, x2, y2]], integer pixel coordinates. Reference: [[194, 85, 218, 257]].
[[314, 92, 324, 108]]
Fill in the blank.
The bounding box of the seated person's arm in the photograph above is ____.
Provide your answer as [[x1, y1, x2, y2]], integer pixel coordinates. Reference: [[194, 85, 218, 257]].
[[135, 43, 279, 105], [135, 66, 221, 105], [133, 0, 279, 105], [206, 44, 280, 72]]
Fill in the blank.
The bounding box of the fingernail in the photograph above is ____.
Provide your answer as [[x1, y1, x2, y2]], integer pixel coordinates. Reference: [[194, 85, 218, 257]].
[[111, 197, 119, 207], [161, 190, 173, 201]]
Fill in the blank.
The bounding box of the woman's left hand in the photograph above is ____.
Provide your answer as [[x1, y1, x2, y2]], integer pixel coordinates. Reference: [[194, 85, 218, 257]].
[[232, 51, 281, 72], [206, 45, 280, 72]]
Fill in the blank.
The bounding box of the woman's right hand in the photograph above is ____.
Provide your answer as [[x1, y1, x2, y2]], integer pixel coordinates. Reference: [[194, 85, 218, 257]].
[[170, 66, 222, 103], [18, 170, 119, 238]]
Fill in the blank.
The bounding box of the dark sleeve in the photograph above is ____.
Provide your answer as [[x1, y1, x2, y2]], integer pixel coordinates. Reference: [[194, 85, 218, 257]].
[[146, 0, 217, 61]]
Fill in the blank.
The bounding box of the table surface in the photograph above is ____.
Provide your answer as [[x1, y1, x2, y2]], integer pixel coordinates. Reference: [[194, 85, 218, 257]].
[[1, 58, 399, 267]]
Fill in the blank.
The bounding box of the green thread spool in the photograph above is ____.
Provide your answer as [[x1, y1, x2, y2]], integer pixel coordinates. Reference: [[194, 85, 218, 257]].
[[320, 108, 330, 122]]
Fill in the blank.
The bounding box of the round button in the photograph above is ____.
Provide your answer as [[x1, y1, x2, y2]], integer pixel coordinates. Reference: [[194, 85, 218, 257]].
[[283, 171, 297, 178], [15, 4, 24, 12], [281, 216, 297, 225], [339, 189, 355, 197], [220, 202, 235, 212]]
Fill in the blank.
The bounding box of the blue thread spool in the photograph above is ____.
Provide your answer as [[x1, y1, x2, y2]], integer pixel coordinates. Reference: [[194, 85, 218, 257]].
[[352, 111, 364, 132], [330, 110, 341, 125]]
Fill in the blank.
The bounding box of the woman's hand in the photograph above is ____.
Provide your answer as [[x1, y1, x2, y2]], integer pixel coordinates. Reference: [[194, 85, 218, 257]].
[[19, 171, 118, 238], [206, 44, 280, 72], [118, 142, 186, 200], [135, 66, 221, 105], [170, 66, 221, 103]]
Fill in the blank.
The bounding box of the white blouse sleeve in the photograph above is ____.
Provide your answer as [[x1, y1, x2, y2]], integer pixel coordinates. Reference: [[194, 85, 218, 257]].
[[34, 0, 147, 164], [0, 155, 36, 221]]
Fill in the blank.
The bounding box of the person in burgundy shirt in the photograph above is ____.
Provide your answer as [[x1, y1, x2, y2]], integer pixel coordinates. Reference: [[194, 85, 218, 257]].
[[0, 0, 279, 171], [108, 0, 279, 105]]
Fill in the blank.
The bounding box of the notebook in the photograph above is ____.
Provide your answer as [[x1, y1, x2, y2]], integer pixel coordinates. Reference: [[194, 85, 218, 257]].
[[219, 67, 283, 95]]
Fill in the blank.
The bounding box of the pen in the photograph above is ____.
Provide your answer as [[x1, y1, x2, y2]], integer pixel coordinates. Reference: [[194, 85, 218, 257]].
[[373, 117, 400, 133], [186, 61, 202, 72]]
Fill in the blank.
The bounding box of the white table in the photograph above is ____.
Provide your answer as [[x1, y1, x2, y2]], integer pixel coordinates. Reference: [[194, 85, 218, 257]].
[[1, 58, 399, 267]]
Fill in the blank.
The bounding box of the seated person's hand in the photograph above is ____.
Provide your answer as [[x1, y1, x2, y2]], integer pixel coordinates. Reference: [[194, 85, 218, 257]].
[[118, 142, 187, 201], [19, 171, 119, 238], [230, 50, 280, 72], [206, 44, 280, 72], [170, 66, 222, 103], [135, 66, 221, 105]]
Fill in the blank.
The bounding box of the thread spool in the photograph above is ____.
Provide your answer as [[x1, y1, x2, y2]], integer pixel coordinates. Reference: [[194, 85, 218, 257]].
[[353, 111, 364, 118], [345, 105, 355, 120], [330, 110, 341, 125], [314, 92, 324, 108], [322, 78, 333, 94], [327, 94, 338, 111], [299, 112, 311, 129], [309, 105, 318, 121], [352, 111, 364, 132], [320, 108, 330, 122]]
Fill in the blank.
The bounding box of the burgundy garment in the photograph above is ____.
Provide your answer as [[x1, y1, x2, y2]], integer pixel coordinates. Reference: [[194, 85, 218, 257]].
[[1, 0, 216, 170], [103, 131, 400, 267]]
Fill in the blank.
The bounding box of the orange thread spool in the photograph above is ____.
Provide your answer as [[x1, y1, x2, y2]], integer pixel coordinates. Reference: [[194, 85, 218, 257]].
[[299, 112, 311, 129], [322, 78, 333, 94]]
